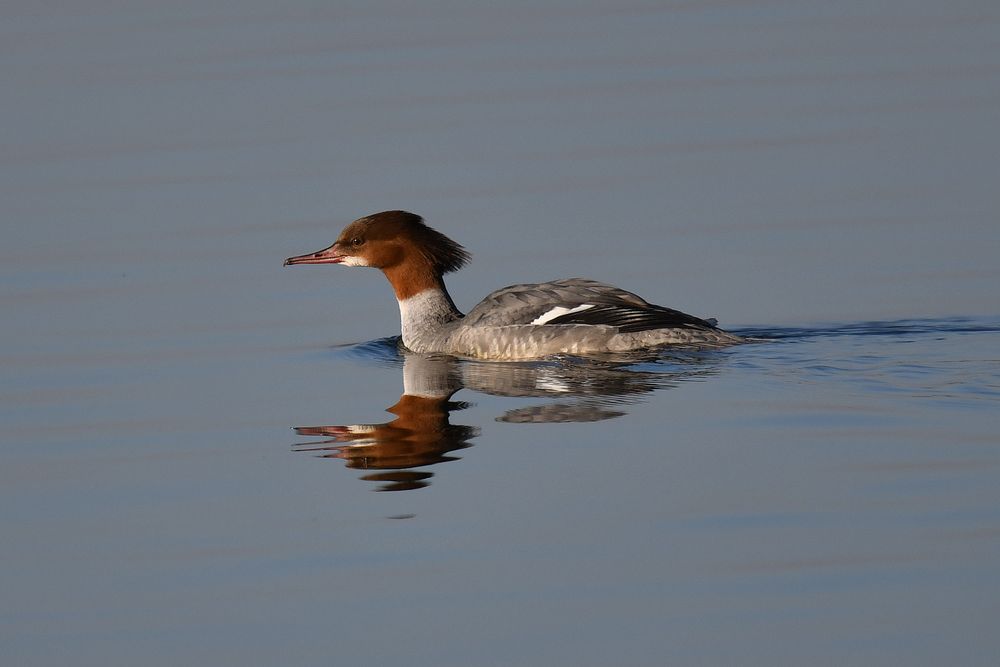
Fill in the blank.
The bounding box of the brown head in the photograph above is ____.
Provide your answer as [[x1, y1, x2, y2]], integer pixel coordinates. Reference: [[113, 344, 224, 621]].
[[284, 210, 470, 299]]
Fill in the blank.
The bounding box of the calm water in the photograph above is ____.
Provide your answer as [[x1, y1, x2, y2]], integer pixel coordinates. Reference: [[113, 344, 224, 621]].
[[3, 2, 1000, 666]]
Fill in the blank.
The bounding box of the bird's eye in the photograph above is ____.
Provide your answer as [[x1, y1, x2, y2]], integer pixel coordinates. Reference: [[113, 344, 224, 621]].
[[350, 237, 364, 246]]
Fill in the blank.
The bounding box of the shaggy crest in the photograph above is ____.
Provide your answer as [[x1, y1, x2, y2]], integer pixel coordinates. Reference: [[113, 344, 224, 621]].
[[356, 210, 470, 274]]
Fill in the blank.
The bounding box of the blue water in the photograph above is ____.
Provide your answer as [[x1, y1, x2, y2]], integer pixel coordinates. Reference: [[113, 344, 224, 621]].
[[7, 319, 1000, 665], [301, 320, 1000, 496], [3, 2, 1000, 665]]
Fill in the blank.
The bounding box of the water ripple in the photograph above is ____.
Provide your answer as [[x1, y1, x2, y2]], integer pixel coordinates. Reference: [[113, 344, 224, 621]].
[[732, 316, 1000, 341]]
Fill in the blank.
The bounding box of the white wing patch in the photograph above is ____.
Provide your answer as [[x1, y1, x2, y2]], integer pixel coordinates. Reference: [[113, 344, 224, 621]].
[[530, 303, 595, 325]]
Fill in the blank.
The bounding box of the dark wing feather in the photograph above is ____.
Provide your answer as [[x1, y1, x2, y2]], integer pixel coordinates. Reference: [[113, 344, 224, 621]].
[[545, 304, 719, 333], [461, 278, 719, 332]]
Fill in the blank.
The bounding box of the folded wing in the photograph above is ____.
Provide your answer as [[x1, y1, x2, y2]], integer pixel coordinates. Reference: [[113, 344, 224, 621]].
[[462, 278, 720, 332]]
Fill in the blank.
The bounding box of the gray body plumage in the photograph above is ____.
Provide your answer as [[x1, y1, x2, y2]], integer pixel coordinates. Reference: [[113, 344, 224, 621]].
[[399, 278, 743, 360]]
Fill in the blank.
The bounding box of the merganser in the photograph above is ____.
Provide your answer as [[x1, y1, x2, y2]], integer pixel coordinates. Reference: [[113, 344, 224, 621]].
[[284, 210, 743, 359]]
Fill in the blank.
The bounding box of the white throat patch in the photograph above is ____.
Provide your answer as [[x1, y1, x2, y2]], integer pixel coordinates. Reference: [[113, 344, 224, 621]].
[[340, 255, 369, 267]]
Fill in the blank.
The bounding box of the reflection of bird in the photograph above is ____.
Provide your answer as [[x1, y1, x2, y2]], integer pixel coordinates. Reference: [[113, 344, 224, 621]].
[[454, 350, 721, 423], [292, 349, 725, 490], [286, 210, 743, 359], [293, 394, 477, 492], [294, 353, 477, 491]]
